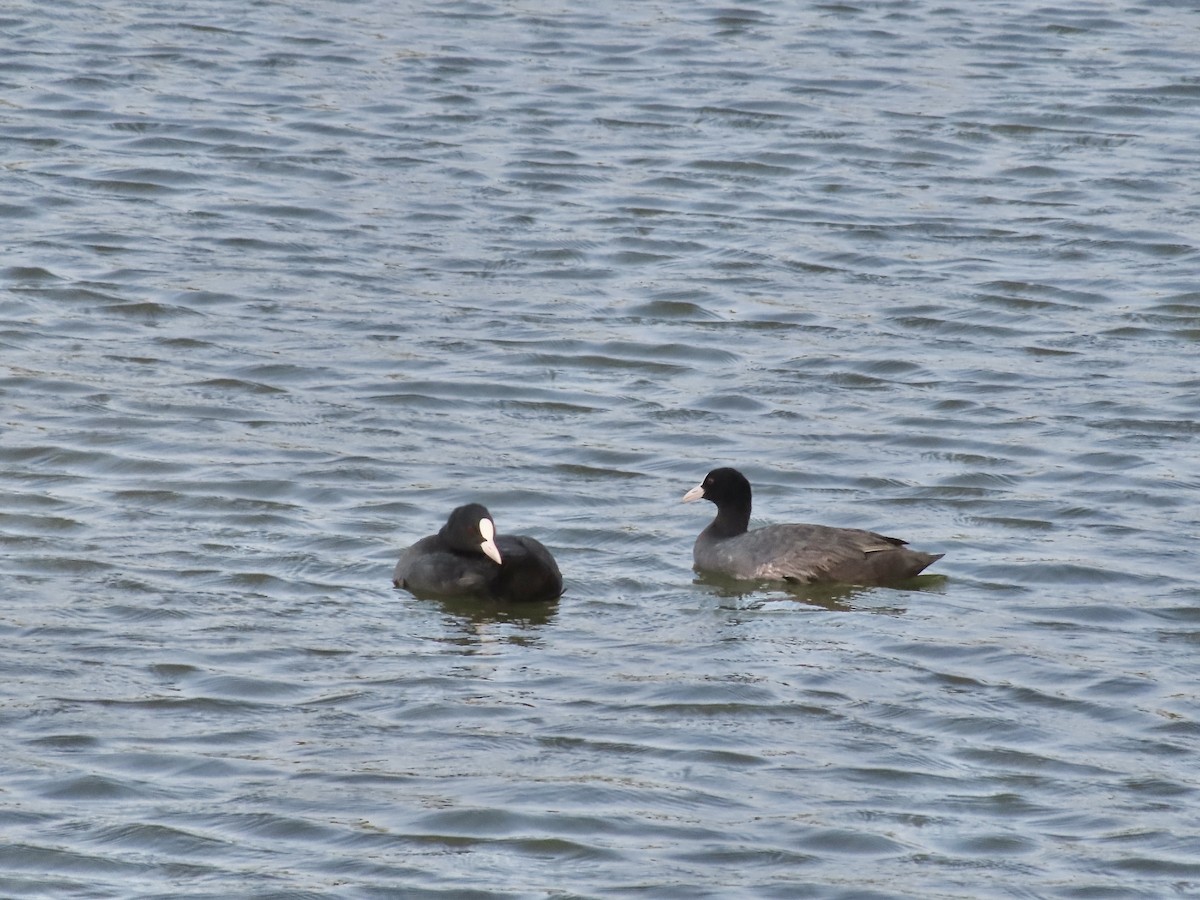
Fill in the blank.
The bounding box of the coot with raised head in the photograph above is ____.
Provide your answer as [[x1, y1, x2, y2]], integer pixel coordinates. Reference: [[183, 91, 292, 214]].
[[683, 467, 942, 586]]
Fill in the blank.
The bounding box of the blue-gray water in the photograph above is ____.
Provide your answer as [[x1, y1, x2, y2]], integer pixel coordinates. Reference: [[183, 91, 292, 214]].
[[3, 1, 1199, 897]]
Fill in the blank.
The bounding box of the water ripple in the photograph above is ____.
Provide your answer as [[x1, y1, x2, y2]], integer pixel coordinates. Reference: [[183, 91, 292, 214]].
[[3, 0, 1200, 896]]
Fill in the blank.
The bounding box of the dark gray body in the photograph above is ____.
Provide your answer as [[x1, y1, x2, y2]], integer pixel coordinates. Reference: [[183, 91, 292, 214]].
[[693, 520, 942, 585]]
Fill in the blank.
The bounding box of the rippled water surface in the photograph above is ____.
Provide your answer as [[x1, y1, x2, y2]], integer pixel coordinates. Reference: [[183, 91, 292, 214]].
[[3, 1, 1200, 897]]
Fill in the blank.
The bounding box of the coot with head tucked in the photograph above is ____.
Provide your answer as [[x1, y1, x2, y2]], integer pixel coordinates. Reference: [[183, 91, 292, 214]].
[[683, 467, 942, 586], [393, 503, 563, 602]]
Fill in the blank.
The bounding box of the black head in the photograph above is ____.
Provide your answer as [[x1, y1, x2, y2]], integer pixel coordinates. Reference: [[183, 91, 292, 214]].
[[441, 503, 503, 563], [683, 467, 752, 507], [682, 467, 752, 537]]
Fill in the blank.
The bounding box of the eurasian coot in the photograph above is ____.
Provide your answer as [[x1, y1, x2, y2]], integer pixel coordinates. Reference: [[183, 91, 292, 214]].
[[683, 467, 942, 586], [393, 502, 563, 602]]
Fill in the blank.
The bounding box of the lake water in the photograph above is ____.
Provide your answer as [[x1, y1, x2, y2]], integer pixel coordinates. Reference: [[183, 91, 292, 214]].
[[3, 1, 1200, 897]]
